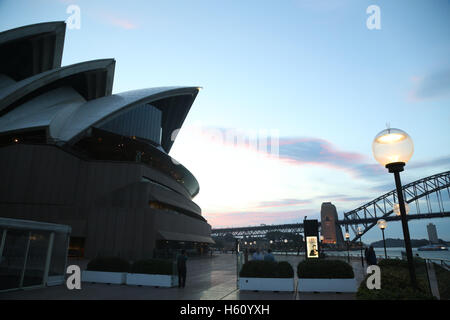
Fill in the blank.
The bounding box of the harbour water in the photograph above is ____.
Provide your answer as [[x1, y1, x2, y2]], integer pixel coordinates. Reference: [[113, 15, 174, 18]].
[[373, 247, 450, 261], [325, 247, 450, 261], [274, 247, 450, 261]]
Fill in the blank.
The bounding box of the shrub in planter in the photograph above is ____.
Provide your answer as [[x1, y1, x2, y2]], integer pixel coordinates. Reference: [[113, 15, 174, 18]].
[[277, 261, 295, 278], [356, 266, 433, 300], [130, 259, 174, 275], [297, 259, 354, 279], [86, 256, 130, 272], [239, 260, 294, 278]]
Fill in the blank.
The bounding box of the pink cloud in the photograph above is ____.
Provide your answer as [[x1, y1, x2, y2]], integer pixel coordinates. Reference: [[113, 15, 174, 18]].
[[97, 12, 138, 30], [276, 137, 384, 179], [205, 209, 315, 228], [198, 127, 384, 179], [252, 199, 312, 209]]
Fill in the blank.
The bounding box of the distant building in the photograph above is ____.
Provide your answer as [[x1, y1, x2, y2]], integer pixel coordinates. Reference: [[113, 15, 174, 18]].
[[427, 223, 439, 244], [320, 202, 344, 245]]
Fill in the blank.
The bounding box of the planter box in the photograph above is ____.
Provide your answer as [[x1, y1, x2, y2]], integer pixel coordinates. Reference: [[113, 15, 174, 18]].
[[82, 270, 127, 285], [297, 278, 357, 293], [239, 277, 295, 292], [126, 273, 178, 287]]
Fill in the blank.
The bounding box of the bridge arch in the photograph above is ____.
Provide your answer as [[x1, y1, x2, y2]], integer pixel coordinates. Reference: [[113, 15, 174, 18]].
[[344, 171, 450, 242]]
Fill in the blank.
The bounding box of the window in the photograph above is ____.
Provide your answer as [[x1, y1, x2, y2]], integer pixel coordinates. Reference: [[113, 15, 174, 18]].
[[96, 103, 162, 145]]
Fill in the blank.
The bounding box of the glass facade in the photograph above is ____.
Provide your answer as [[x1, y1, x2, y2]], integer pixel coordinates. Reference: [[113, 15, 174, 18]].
[[97, 103, 162, 145], [48, 232, 69, 286], [22, 231, 50, 287], [0, 229, 28, 290], [0, 218, 70, 292], [74, 127, 200, 198]]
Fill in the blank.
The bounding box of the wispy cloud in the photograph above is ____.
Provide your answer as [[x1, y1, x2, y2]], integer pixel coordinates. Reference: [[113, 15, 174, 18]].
[[253, 198, 312, 209], [96, 11, 138, 30], [314, 194, 373, 203], [183, 126, 449, 228], [277, 137, 384, 179], [408, 68, 450, 101], [206, 194, 374, 228], [206, 208, 315, 228], [408, 155, 450, 170], [198, 127, 385, 180]]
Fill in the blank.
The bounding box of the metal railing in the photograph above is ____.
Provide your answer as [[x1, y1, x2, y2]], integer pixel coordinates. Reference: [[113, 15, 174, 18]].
[[425, 258, 450, 271]]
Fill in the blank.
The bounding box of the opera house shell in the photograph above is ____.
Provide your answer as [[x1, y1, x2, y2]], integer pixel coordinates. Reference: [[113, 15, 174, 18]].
[[0, 22, 213, 260]]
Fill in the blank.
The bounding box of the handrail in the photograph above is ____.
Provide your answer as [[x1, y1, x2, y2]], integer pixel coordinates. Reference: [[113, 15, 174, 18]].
[[424, 257, 450, 263], [425, 258, 450, 271]]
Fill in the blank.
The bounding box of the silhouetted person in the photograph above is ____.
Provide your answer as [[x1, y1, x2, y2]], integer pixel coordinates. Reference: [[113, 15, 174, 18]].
[[264, 249, 275, 262], [364, 247, 369, 264], [177, 249, 188, 288], [367, 246, 377, 266], [252, 248, 264, 260]]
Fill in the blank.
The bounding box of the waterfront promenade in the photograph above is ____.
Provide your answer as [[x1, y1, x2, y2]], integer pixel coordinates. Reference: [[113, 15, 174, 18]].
[[0, 253, 367, 300]]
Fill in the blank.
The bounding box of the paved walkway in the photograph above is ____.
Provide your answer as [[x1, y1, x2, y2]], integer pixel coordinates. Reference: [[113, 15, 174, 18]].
[[0, 254, 367, 300]]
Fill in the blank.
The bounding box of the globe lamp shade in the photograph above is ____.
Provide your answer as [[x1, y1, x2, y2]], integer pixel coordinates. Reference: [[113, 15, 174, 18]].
[[393, 202, 410, 216], [372, 128, 414, 167], [377, 219, 387, 230]]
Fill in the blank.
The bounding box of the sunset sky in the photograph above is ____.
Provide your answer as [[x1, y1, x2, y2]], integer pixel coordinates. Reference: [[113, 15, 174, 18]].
[[1, 0, 449, 243]]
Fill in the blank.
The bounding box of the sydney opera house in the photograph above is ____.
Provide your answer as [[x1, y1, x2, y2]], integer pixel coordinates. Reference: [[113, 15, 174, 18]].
[[0, 22, 213, 260]]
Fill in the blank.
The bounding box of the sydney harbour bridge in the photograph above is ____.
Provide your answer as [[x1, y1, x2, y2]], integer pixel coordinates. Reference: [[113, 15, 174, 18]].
[[211, 171, 450, 242]]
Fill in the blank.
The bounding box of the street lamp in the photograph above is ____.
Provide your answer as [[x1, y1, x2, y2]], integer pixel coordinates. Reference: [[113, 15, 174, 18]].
[[393, 202, 410, 216], [377, 219, 388, 259], [357, 226, 364, 267], [372, 127, 417, 289], [345, 232, 350, 263]]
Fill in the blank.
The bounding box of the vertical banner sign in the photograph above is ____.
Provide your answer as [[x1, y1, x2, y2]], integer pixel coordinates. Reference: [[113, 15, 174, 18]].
[[304, 220, 319, 259]]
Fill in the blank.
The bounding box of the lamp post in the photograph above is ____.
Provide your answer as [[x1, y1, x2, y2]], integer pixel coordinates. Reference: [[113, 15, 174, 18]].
[[377, 219, 388, 259], [320, 235, 324, 257], [372, 127, 417, 289], [345, 232, 350, 263], [357, 227, 364, 267]]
